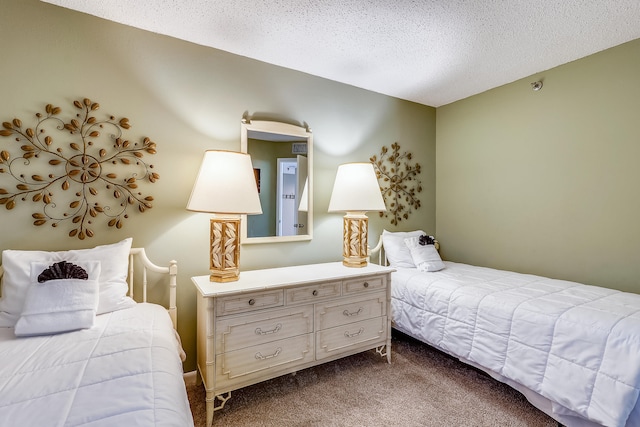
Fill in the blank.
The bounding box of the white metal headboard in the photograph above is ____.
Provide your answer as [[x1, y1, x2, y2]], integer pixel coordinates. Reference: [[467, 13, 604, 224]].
[[369, 237, 388, 266], [128, 248, 178, 328]]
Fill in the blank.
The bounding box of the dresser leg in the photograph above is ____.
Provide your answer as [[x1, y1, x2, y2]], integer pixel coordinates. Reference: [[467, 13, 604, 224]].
[[205, 391, 215, 427], [387, 337, 392, 363], [375, 344, 391, 363], [205, 391, 232, 426]]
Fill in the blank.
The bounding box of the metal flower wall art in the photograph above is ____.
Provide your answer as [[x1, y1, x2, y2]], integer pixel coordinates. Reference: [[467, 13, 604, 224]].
[[0, 98, 158, 240], [370, 142, 422, 225]]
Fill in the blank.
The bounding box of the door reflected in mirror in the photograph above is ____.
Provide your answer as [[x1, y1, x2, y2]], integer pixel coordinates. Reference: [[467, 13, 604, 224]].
[[240, 119, 313, 244]]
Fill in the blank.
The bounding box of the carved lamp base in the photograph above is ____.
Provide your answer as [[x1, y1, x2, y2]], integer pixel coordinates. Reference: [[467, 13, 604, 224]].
[[209, 216, 241, 282], [341, 212, 369, 268]]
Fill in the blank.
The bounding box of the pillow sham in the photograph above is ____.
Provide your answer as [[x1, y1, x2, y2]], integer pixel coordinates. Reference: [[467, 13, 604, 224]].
[[381, 229, 425, 268], [404, 236, 445, 272], [14, 261, 101, 336], [67, 238, 134, 315], [0, 238, 134, 327]]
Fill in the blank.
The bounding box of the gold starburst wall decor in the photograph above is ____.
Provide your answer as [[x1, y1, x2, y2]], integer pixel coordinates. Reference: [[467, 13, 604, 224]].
[[0, 97, 159, 240], [370, 142, 422, 225]]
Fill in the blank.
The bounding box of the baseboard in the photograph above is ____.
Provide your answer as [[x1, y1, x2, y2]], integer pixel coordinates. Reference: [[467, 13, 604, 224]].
[[183, 370, 198, 386]]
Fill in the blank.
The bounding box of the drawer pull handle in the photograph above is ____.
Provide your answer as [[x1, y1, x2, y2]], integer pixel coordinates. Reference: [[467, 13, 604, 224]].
[[312, 290, 318, 296], [255, 323, 282, 336], [344, 327, 364, 338], [255, 347, 282, 360], [363, 282, 369, 288], [343, 307, 363, 317], [248, 299, 256, 306]]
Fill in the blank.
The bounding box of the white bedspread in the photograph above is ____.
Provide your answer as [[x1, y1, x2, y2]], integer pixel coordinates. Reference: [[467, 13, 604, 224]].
[[0, 303, 194, 427], [391, 262, 640, 427]]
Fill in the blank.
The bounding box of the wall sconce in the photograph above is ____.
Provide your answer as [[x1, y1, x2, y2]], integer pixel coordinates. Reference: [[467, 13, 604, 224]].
[[187, 150, 262, 282], [328, 163, 386, 267]]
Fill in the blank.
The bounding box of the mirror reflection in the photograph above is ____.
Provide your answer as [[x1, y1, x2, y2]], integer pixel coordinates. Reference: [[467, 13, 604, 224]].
[[241, 119, 313, 244]]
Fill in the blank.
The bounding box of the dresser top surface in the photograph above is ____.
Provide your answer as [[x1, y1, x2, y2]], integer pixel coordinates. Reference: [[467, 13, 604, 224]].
[[191, 262, 395, 296]]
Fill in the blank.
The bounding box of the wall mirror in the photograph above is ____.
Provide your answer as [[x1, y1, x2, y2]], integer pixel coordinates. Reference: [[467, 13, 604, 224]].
[[240, 118, 313, 244]]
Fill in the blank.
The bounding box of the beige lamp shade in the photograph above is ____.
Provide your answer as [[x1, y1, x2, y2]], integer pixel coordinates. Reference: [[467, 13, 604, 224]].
[[328, 163, 386, 213], [187, 150, 262, 215]]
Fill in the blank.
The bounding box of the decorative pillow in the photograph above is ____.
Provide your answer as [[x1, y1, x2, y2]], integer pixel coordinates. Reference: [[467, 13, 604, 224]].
[[14, 261, 101, 336], [404, 235, 445, 272], [0, 238, 134, 327], [381, 229, 426, 268], [36, 260, 90, 282]]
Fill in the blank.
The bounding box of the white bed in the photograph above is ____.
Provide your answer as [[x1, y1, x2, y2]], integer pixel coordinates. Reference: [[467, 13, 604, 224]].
[[373, 231, 640, 427], [0, 239, 194, 427]]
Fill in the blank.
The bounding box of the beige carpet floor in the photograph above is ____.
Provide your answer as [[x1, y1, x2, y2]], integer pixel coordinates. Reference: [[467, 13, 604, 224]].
[[187, 331, 558, 426]]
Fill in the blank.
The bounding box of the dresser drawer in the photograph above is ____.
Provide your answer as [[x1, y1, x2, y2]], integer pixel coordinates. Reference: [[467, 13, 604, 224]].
[[215, 333, 314, 390], [216, 305, 314, 354], [216, 289, 284, 316], [315, 292, 387, 330], [316, 316, 387, 360], [285, 280, 341, 305], [343, 275, 386, 295]]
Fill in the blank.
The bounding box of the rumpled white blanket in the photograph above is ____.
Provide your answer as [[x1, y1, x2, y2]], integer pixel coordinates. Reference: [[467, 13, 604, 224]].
[[0, 303, 193, 426], [391, 262, 640, 427]]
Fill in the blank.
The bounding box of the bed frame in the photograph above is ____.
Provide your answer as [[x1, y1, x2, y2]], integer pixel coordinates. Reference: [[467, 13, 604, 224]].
[[369, 234, 612, 427], [128, 248, 178, 328], [0, 248, 178, 329], [0, 247, 191, 426]]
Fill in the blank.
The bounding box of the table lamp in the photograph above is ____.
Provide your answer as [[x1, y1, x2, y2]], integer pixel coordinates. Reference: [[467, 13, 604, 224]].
[[328, 162, 386, 267], [187, 150, 262, 282]]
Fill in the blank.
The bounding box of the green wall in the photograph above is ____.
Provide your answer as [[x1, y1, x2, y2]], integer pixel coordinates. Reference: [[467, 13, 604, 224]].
[[0, 0, 436, 372], [9, 0, 635, 375], [436, 39, 640, 293]]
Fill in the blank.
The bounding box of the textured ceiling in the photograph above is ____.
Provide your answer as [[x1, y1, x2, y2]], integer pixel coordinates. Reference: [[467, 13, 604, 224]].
[[41, 0, 640, 107]]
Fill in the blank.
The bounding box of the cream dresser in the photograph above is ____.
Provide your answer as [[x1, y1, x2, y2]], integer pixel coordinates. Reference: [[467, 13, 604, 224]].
[[191, 262, 395, 426]]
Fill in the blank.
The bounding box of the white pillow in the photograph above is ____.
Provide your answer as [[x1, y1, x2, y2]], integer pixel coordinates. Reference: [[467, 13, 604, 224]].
[[67, 238, 135, 315], [381, 229, 425, 268], [0, 238, 135, 327], [404, 236, 445, 272], [14, 261, 101, 336]]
